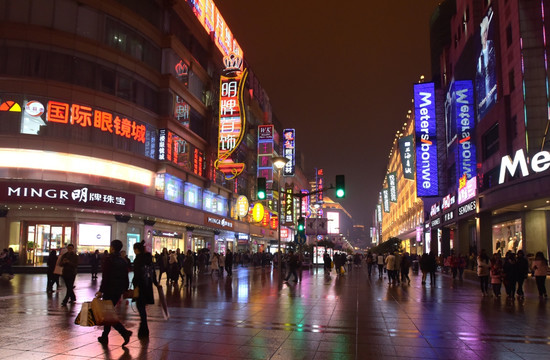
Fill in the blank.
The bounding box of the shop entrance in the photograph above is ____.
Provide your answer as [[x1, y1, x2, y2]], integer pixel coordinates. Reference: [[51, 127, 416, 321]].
[[25, 222, 73, 265]]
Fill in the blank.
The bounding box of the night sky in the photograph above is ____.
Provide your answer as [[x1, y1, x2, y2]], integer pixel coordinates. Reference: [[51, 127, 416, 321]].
[[216, 1, 443, 231]]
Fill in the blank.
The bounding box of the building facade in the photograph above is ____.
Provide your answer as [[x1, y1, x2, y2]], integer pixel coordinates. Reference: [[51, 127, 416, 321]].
[[0, 0, 308, 264]]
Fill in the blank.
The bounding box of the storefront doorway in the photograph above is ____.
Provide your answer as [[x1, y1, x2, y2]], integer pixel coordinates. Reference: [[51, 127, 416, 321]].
[[25, 222, 73, 265]]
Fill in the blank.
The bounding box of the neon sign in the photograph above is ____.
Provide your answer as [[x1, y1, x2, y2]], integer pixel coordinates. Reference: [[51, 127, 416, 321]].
[[46, 101, 146, 143], [387, 172, 397, 203], [453, 81, 476, 187], [185, 0, 243, 58], [499, 149, 550, 183], [283, 129, 295, 176], [215, 53, 248, 180], [258, 125, 274, 197], [414, 82, 438, 197]]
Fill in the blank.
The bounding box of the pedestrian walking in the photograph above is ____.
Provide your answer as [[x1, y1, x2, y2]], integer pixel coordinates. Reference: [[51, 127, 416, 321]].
[[490, 253, 503, 298], [210, 253, 220, 276], [90, 249, 101, 280], [477, 249, 490, 296], [96, 239, 132, 346], [218, 252, 225, 277], [168, 250, 180, 284], [420, 252, 429, 285], [394, 252, 401, 284], [401, 252, 411, 285], [377, 253, 385, 279], [46, 249, 58, 293], [385, 252, 396, 285], [532, 251, 548, 299], [502, 251, 517, 301], [158, 248, 169, 284], [428, 251, 437, 286], [132, 241, 155, 339], [225, 249, 233, 277], [284, 250, 298, 283], [515, 250, 529, 299], [60, 244, 78, 306], [183, 250, 194, 287], [366, 252, 374, 277], [323, 252, 332, 275]]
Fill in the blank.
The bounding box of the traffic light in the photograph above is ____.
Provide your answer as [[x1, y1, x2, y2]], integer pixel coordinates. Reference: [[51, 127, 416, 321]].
[[257, 177, 266, 200], [335, 175, 345, 198], [297, 217, 305, 234]]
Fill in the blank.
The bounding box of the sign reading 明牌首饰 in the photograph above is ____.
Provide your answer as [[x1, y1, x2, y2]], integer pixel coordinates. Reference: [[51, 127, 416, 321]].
[[414, 82, 438, 197], [215, 53, 248, 180], [283, 129, 295, 176], [398, 135, 415, 180], [453, 81, 476, 188]]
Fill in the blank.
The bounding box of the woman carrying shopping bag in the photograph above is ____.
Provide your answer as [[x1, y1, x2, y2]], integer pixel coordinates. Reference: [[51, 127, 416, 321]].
[[96, 240, 132, 346]]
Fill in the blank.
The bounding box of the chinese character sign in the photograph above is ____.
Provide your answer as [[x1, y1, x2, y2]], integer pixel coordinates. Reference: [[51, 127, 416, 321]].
[[282, 129, 295, 176], [382, 188, 390, 213], [398, 135, 415, 180], [258, 125, 274, 197], [316, 169, 324, 203], [387, 172, 397, 203], [284, 186, 294, 225], [215, 62, 248, 180]]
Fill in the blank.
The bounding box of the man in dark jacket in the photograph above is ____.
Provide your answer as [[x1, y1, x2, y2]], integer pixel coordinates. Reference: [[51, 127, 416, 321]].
[[60, 244, 78, 306], [225, 249, 233, 277], [96, 240, 132, 346], [516, 250, 529, 299]]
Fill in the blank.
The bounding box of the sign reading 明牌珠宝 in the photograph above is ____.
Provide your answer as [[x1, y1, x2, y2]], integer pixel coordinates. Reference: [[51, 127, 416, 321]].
[[283, 129, 295, 176]]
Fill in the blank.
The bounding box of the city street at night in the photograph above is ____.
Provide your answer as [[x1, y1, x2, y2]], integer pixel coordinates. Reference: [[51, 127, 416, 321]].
[[0, 266, 549, 360]]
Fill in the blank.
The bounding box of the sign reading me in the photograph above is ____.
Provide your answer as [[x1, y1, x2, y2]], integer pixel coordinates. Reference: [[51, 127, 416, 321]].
[[499, 149, 550, 184]]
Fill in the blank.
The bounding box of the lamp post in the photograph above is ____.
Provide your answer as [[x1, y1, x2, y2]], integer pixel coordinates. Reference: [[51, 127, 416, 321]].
[[272, 156, 289, 280]]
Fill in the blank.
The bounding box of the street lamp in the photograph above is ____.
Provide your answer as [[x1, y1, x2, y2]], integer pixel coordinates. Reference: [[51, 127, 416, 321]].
[[272, 156, 289, 280]]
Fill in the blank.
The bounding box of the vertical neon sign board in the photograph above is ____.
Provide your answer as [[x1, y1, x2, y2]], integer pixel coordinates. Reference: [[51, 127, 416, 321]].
[[398, 135, 415, 180], [282, 129, 295, 176], [215, 53, 248, 180], [258, 125, 274, 197], [382, 188, 390, 213], [453, 80, 476, 187], [387, 172, 397, 203], [414, 82, 438, 197]]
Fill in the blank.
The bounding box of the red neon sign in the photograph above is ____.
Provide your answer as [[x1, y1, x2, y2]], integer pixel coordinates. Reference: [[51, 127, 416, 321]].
[[46, 101, 146, 143]]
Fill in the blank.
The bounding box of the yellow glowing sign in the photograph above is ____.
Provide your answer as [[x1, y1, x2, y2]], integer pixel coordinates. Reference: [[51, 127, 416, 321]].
[[252, 203, 264, 223], [236, 195, 249, 217]]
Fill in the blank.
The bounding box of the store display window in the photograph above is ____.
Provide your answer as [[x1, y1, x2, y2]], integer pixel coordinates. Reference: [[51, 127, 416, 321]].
[[492, 219, 522, 255]]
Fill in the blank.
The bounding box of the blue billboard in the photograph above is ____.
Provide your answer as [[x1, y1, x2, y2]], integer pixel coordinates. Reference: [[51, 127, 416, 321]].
[[414, 82, 438, 197], [454, 80, 476, 186]]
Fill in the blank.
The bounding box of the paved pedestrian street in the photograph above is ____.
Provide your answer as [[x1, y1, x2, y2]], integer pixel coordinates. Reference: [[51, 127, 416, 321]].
[[0, 266, 549, 360]]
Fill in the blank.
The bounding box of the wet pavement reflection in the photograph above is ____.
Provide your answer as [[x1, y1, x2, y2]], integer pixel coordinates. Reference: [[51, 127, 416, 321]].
[[0, 266, 549, 359]]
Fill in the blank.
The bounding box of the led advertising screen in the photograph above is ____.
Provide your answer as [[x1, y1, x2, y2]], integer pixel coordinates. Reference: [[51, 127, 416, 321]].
[[475, 6, 497, 121], [78, 224, 111, 246], [454, 80, 476, 186], [414, 82, 438, 197], [164, 174, 184, 204]]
